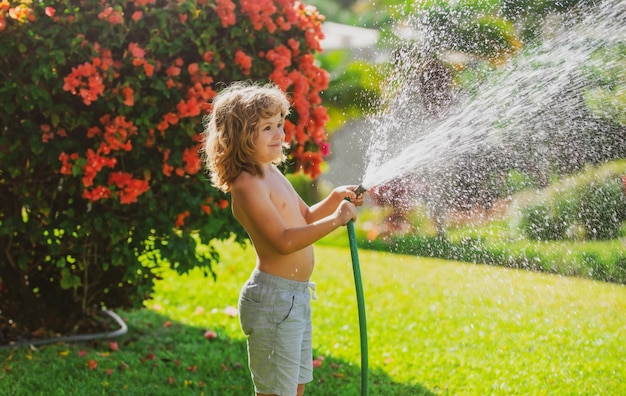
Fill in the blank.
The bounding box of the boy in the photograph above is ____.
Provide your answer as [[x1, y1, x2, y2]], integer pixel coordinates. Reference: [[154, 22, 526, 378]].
[[202, 82, 363, 396]]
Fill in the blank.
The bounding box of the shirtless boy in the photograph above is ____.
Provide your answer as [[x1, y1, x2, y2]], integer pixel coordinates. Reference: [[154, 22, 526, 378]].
[[202, 81, 363, 395]]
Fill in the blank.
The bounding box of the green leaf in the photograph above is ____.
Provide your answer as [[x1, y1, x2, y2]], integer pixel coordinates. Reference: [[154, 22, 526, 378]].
[[60, 267, 82, 290], [56, 257, 67, 268]]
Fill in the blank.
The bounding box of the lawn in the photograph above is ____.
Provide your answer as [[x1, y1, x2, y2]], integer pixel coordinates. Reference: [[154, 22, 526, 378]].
[[2, 236, 625, 395]]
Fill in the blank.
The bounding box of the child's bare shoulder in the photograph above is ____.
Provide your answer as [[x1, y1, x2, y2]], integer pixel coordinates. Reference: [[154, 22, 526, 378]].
[[231, 171, 266, 196]]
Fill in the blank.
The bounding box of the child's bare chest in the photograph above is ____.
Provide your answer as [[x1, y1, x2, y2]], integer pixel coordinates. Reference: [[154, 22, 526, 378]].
[[268, 176, 302, 223]]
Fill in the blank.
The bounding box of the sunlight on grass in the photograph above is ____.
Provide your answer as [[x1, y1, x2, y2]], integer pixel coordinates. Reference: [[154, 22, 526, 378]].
[[149, 236, 626, 395], [3, 237, 624, 395]]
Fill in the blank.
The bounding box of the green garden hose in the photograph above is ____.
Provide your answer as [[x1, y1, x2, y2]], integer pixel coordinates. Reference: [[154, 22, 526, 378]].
[[347, 218, 368, 395]]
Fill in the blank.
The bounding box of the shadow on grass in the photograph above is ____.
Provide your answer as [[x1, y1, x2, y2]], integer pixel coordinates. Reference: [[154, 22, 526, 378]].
[[1, 309, 433, 396]]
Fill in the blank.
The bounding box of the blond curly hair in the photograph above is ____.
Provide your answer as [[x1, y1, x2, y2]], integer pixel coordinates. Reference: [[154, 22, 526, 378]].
[[202, 82, 291, 192]]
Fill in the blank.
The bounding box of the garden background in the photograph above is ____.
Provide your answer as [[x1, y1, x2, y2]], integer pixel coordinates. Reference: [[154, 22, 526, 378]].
[[1, 0, 625, 394]]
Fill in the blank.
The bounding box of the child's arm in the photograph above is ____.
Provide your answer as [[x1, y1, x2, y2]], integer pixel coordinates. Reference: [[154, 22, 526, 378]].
[[232, 178, 358, 255], [303, 185, 364, 224]]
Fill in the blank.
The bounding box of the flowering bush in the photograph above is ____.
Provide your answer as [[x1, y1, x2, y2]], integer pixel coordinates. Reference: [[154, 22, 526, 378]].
[[0, 0, 329, 337]]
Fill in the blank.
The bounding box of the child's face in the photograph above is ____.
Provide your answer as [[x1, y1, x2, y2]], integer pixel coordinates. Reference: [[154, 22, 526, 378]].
[[254, 113, 285, 163]]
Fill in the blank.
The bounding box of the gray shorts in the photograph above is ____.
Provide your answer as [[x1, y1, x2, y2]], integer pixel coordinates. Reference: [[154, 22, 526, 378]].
[[238, 269, 317, 395]]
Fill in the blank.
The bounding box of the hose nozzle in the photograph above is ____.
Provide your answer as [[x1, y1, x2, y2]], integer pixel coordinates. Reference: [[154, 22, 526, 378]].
[[354, 184, 367, 196]]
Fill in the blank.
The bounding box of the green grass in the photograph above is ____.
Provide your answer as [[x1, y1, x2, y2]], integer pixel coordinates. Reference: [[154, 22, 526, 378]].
[[445, 220, 626, 278], [2, 238, 626, 395]]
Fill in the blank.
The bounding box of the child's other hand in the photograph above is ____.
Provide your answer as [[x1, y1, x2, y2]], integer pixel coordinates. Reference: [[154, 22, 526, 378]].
[[334, 200, 358, 225], [334, 185, 365, 207]]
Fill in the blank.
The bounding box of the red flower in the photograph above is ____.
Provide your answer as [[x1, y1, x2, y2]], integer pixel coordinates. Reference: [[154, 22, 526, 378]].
[[109, 171, 133, 188], [287, 38, 300, 54], [157, 112, 179, 134], [98, 7, 123, 25], [187, 63, 199, 75], [63, 61, 106, 105], [175, 211, 190, 229], [100, 115, 137, 152], [294, 2, 325, 52], [318, 140, 331, 156], [128, 43, 145, 59], [182, 146, 201, 175], [241, 0, 277, 33], [265, 45, 292, 70], [58, 152, 74, 175], [82, 185, 111, 202], [87, 126, 101, 138], [202, 51, 214, 63], [143, 62, 155, 77], [118, 179, 149, 204], [188, 81, 216, 101], [145, 128, 156, 148], [215, 0, 236, 27], [87, 359, 98, 370], [40, 124, 54, 143], [162, 149, 174, 177], [293, 148, 323, 179], [81, 148, 117, 187], [121, 86, 134, 106], [234, 50, 252, 75], [200, 204, 211, 215], [97, 48, 115, 71], [176, 98, 201, 118], [166, 64, 181, 77], [108, 171, 149, 204]]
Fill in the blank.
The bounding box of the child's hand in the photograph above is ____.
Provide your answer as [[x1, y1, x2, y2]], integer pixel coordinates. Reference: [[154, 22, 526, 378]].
[[334, 200, 358, 225], [334, 185, 365, 207]]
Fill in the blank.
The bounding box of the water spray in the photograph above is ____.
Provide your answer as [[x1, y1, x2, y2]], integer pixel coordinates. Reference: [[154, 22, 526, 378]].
[[347, 184, 368, 395]]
